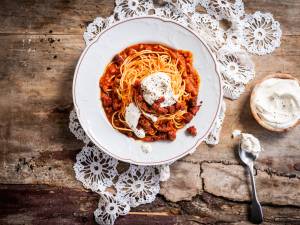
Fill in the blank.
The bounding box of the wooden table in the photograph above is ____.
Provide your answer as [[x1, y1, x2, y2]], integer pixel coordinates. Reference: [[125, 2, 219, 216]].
[[0, 0, 299, 224]]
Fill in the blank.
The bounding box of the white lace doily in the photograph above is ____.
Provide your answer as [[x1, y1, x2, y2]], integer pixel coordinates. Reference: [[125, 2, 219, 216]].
[[71, 1, 281, 224]]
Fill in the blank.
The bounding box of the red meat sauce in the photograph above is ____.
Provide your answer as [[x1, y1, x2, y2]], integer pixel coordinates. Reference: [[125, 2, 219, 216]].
[[186, 126, 197, 136], [100, 43, 201, 142]]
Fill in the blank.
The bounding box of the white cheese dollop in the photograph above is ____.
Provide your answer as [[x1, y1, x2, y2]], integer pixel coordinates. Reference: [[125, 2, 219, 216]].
[[125, 103, 145, 138], [141, 143, 152, 154], [240, 133, 262, 157], [143, 112, 158, 123], [141, 72, 177, 107], [253, 78, 300, 129]]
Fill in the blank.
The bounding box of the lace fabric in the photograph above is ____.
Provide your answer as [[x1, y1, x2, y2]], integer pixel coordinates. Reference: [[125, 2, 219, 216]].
[[94, 193, 130, 225], [72, 1, 281, 224], [74, 145, 119, 193], [115, 165, 160, 207], [241, 11, 282, 55]]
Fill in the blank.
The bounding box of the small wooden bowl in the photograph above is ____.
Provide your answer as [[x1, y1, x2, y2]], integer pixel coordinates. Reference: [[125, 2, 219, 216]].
[[250, 73, 300, 132]]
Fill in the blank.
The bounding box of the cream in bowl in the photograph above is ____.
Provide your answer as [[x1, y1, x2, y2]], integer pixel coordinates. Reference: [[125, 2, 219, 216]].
[[250, 74, 300, 132]]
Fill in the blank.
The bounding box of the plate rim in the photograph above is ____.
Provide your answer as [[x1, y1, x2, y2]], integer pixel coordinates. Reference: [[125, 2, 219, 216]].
[[73, 15, 223, 165]]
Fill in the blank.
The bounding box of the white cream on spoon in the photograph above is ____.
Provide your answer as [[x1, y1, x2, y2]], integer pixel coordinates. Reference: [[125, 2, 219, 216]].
[[240, 133, 262, 158], [232, 131, 262, 158]]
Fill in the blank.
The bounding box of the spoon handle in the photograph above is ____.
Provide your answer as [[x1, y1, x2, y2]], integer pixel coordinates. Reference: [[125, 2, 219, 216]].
[[248, 166, 263, 224]]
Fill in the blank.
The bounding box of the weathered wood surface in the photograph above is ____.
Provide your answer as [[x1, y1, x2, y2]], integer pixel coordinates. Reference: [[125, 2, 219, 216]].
[[1, 185, 300, 225], [0, 0, 300, 224]]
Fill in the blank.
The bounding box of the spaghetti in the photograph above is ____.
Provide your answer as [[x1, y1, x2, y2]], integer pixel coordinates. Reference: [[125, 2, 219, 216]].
[[100, 43, 201, 142]]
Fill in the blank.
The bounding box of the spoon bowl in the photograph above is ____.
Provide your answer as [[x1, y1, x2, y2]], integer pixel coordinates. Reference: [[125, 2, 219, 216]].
[[238, 143, 257, 166]]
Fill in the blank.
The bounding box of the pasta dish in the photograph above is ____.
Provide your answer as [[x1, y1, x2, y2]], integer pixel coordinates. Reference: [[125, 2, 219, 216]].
[[100, 43, 201, 141]]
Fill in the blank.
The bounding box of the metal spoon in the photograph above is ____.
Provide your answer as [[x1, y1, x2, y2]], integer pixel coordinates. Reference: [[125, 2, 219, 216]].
[[238, 143, 263, 224]]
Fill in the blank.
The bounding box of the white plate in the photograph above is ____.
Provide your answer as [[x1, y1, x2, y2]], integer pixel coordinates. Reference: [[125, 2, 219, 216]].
[[73, 16, 222, 165]]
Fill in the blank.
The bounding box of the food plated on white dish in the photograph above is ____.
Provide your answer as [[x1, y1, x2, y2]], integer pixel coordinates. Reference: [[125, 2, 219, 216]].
[[100, 43, 201, 142], [73, 16, 223, 165]]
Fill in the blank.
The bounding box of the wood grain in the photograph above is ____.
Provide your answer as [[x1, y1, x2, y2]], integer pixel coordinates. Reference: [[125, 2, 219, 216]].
[[0, 185, 299, 225], [0, 0, 300, 224], [0, 0, 114, 34], [160, 161, 202, 202], [201, 163, 300, 206]]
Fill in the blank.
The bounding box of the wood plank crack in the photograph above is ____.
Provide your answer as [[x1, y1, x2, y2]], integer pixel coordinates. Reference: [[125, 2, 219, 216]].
[[201, 163, 300, 206]]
